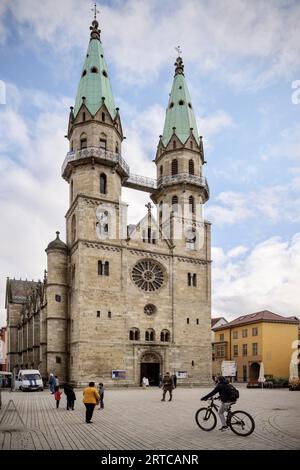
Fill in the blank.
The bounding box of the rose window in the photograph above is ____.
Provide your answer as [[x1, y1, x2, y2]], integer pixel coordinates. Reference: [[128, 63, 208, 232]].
[[132, 260, 164, 292]]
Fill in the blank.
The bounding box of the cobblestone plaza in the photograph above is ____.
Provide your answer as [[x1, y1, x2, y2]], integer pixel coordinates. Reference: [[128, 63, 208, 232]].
[[0, 386, 299, 450]]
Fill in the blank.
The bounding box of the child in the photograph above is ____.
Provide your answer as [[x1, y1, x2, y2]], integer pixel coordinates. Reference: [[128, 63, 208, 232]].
[[98, 383, 104, 410], [54, 385, 62, 409]]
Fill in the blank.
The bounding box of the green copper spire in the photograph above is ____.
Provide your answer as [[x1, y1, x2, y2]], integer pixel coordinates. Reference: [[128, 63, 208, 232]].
[[74, 19, 116, 119], [162, 56, 199, 147]]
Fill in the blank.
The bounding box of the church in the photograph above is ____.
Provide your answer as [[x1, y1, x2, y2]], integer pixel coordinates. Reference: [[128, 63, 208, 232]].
[[6, 14, 212, 387]]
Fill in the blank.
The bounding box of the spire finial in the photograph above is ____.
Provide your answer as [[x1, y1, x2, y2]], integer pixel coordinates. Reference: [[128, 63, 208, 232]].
[[145, 202, 152, 214], [90, 2, 101, 40], [174, 47, 184, 76], [91, 2, 99, 20]]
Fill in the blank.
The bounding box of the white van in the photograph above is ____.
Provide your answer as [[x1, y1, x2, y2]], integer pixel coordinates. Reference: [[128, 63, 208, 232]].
[[15, 369, 44, 391]]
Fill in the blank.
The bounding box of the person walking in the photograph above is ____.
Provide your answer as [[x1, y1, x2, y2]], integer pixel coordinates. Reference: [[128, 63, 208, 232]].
[[64, 383, 76, 410], [161, 372, 174, 402], [172, 373, 177, 389], [54, 386, 62, 409], [54, 375, 59, 387], [142, 376, 149, 389], [48, 373, 56, 394], [98, 383, 105, 410], [83, 382, 100, 423]]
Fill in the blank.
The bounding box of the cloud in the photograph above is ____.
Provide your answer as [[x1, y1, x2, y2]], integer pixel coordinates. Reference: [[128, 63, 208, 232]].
[[212, 233, 300, 319], [206, 183, 300, 226], [261, 123, 300, 162], [1, 0, 300, 87]]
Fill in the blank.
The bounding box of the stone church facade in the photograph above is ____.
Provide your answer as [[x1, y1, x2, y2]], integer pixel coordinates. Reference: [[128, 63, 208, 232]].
[[6, 17, 212, 387]]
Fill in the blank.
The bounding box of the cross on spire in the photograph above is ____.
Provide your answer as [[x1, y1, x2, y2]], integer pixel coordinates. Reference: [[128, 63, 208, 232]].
[[91, 2, 99, 20], [175, 45, 182, 57], [145, 202, 153, 214]]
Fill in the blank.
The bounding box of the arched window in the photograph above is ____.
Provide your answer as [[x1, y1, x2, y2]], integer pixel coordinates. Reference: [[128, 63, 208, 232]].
[[173, 140, 176, 150], [190, 141, 193, 150], [104, 261, 109, 276], [100, 173, 107, 194], [129, 328, 140, 341], [71, 214, 76, 243], [70, 180, 73, 202], [160, 329, 170, 342], [145, 329, 155, 341], [171, 195, 178, 211], [171, 159, 178, 175], [80, 133, 87, 150], [193, 273, 197, 287], [189, 195, 195, 213], [91, 66, 98, 73], [98, 260, 103, 275], [159, 201, 163, 224], [70, 141, 73, 151], [160, 165, 163, 176], [187, 272, 191, 286], [102, 112, 105, 122], [189, 159, 194, 175], [82, 112, 86, 122], [115, 142, 119, 154], [100, 138, 107, 150]]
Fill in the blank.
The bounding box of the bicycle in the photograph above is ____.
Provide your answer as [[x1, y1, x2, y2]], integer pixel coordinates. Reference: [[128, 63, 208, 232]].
[[195, 397, 255, 436]]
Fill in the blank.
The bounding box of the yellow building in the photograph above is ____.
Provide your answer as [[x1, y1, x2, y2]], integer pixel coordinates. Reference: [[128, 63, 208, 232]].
[[212, 311, 299, 382]]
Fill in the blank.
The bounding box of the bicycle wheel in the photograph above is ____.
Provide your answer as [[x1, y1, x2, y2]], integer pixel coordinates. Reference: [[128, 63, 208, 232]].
[[195, 407, 217, 431], [228, 410, 255, 436]]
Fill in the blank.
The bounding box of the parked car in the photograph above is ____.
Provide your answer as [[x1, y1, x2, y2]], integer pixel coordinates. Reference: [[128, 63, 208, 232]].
[[15, 369, 43, 391]]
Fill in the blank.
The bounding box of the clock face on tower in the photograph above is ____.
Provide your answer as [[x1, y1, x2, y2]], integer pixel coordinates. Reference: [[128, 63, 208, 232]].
[[131, 259, 165, 292]]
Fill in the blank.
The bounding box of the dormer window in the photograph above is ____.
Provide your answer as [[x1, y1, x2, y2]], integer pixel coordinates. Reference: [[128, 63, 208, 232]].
[[91, 67, 98, 73], [178, 100, 185, 105], [188, 103, 192, 108], [102, 70, 108, 77], [82, 112, 86, 122], [82, 70, 87, 77], [169, 102, 174, 108], [102, 112, 105, 122]]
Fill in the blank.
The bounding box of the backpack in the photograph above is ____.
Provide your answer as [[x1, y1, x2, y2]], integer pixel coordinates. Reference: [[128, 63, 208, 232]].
[[227, 384, 239, 402]]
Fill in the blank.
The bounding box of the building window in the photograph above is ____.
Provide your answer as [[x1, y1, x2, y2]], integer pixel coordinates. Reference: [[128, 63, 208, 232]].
[[220, 333, 224, 341], [102, 112, 105, 122], [172, 195, 178, 211], [71, 319, 74, 331], [55, 295, 61, 302], [160, 165, 163, 176], [144, 304, 156, 316], [82, 70, 87, 77], [242, 329, 248, 338], [102, 70, 108, 77], [80, 134, 87, 149], [71, 214, 76, 242], [100, 139, 107, 150], [233, 331, 238, 339], [82, 112, 86, 121], [187, 318, 189, 324], [215, 344, 226, 358], [115, 142, 119, 154], [196, 318, 199, 325], [189, 159, 194, 175], [187, 273, 197, 286], [159, 201, 163, 224], [173, 140, 176, 150], [242, 344, 248, 356], [129, 328, 140, 341], [252, 343, 258, 356], [186, 228, 196, 250], [189, 195, 195, 213], [160, 330, 170, 342], [252, 327, 258, 336], [108, 311, 111, 319], [190, 141, 193, 150], [97, 311, 100, 318], [98, 261, 109, 276], [100, 173, 107, 194], [145, 329, 155, 341], [233, 345, 238, 357], [91, 66, 98, 73], [171, 159, 178, 175], [56, 356, 61, 364], [192, 360, 194, 366], [70, 180, 73, 202]]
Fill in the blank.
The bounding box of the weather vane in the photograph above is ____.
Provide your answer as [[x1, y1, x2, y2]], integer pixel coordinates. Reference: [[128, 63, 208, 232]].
[[175, 45, 182, 57], [91, 2, 100, 20]]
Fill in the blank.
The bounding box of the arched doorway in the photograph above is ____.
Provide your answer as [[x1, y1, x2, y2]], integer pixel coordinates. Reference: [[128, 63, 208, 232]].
[[249, 362, 260, 381], [140, 352, 161, 386]]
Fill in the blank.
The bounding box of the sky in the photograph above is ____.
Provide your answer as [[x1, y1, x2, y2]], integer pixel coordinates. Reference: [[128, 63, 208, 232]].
[[0, 0, 299, 325]]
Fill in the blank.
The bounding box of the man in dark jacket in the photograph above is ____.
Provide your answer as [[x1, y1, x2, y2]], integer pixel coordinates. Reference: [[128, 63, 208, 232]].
[[201, 376, 235, 431], [161, 372, 174, 402]]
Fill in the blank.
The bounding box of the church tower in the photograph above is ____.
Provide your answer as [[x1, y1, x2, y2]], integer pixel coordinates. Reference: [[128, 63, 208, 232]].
[[62, 16, 128, 386]]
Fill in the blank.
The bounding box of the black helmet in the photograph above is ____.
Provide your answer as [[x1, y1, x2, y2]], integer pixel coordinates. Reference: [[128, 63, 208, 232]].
[[217, 376, 227, 383]]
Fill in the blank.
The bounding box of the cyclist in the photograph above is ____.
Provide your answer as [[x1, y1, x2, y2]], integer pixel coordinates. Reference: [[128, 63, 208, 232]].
[[201, 376, 237, 431]]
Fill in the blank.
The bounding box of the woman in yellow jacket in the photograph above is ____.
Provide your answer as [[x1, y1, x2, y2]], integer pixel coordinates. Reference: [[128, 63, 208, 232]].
[[83, 382, 100, 423]]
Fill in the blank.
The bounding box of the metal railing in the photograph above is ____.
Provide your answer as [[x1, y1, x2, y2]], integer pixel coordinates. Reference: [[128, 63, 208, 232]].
[[157, 173, 209, 191], [126, 173, 157, 190], [61, 146, 130, 175]]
